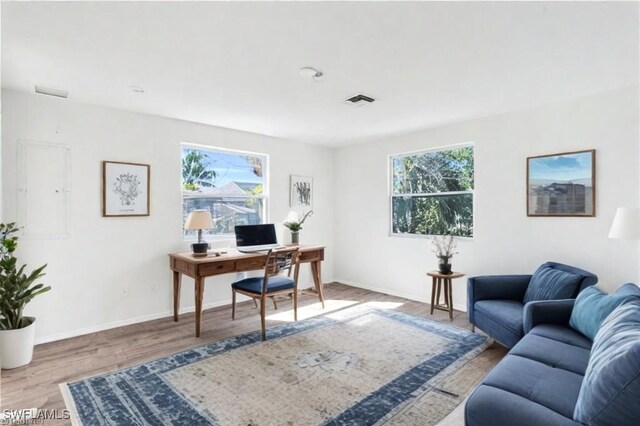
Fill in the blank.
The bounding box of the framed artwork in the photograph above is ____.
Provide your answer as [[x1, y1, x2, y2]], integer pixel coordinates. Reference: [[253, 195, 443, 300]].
[[102, 161, 150, 217], [290, 175, 313, 209], [527, 149, 595, 217]]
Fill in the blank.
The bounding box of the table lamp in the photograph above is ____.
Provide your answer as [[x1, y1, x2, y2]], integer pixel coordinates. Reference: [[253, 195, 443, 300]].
[[185, 210, 214, 256], [608, 207, 640, 240]]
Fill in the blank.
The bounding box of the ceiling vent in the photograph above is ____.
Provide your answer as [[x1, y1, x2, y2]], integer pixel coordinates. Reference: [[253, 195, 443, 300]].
[[35, 85, 68, 99], [344, 93, 376, 106]]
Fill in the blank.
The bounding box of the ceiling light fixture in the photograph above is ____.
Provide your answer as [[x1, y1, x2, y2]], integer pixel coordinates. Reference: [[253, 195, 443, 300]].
[[299, 67, 324, 81], [129, 85, 145, 93]]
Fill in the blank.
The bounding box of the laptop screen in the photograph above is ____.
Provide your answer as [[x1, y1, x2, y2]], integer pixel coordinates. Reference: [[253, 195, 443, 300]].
[[235, 224, 277, 247]]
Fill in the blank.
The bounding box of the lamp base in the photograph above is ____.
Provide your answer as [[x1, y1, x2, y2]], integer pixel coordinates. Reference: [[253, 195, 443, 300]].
[[191, 242, 209, 257]]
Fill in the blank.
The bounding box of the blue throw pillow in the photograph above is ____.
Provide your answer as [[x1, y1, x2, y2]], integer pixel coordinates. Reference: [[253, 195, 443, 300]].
[[574, 300, 640, 425], [569, 284, 637, 340], [523, 265, 582, 304]]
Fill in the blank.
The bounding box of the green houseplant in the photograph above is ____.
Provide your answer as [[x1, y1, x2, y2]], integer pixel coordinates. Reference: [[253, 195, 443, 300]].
[[0, 222, 49, 369], [282, 211, 313, 245]]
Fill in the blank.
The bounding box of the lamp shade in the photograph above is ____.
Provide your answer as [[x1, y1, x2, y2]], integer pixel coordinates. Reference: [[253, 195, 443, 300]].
[[185, 210, 213, 230], [608, 207, 640, 240]]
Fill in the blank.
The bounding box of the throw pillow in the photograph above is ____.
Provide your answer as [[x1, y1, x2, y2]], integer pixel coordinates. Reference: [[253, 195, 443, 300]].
[[523, 265, 582, 304], [574, 300, 640, 425], [569, 284, 637, 340]]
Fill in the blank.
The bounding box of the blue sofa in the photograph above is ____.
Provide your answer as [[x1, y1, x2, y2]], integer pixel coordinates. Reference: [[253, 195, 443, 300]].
[[465, 283, 640, 426], [467, 262, 598, 348]]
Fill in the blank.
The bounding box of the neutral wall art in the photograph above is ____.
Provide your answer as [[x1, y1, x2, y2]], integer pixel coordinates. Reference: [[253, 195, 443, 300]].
[[102, 161, 150, 217], [290, 175, 313, 209]]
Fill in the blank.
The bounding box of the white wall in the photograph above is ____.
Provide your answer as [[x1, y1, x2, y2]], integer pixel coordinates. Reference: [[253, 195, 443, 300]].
[[1, 89, 334, 343], [333, 87, 640, 311]]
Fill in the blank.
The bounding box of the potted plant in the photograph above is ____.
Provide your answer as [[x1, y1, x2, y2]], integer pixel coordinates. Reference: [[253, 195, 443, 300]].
[[0, 223, 49, 369], [282, 211, 313, 245], [431, 234, 457, 274]]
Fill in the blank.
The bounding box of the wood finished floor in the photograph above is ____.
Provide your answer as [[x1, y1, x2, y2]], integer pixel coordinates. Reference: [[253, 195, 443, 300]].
[[1, 283, 507, 425]]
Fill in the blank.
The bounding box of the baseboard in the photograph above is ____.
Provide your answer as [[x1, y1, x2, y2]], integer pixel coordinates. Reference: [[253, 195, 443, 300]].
[[34, 298, 235, 345], [335, 279, 467, 313]]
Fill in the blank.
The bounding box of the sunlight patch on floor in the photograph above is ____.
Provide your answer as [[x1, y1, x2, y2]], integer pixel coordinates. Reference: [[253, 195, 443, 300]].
[[265, 299, 358, 322], [325, 301, 405, 321]]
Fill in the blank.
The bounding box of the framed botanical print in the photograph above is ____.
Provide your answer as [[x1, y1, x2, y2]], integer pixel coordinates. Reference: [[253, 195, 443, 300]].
[[102, 161, 150, 217], [290, 175, 313, 209], [527, 150, 595, 217]]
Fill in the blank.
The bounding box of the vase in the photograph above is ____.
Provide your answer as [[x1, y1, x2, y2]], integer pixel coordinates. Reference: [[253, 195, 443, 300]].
[[291, 232, 299, 245], [438, 256, 452, 274], [0, 317, 36, 369]]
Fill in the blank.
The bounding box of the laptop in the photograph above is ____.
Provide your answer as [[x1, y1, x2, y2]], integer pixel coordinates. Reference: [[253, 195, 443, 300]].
[[235, 224, 282, 253]]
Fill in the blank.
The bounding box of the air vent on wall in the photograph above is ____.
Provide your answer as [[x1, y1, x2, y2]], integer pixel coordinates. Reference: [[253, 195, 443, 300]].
[[35, 85, 68, 99], [344, 93, 376, 106]]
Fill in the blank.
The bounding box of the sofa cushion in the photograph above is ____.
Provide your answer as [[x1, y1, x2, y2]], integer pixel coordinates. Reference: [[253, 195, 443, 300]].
[[466, 385, 579, 426], [475, 300, 524, 333], [528, 324, 592, 350], [574, 300, 640, 425], [523, 265, 583, 304], [474, 300, 524, 348], [480, 354, 583, 419], [510, 330, 590, 375], [569, 284, 637, 340]]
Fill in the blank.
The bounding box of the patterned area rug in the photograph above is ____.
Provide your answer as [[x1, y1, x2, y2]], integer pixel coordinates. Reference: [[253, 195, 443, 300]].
[[60, 305, 491, 425]]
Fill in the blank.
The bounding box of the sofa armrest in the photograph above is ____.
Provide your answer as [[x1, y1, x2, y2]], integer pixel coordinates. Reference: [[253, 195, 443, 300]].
[[523, 299, 576, 334], [467, 275, 531, 303]]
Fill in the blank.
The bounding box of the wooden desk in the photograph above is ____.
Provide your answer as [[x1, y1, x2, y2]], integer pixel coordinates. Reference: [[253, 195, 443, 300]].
[[427, 270, 465, 321], [169, 245, 325, 337]]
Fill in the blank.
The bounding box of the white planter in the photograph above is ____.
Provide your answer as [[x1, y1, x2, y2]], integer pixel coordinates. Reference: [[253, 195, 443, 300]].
[[0, 317, 36, 369]]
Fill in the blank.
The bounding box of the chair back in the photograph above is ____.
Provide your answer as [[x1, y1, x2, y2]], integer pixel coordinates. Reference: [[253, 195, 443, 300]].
[[261, 247, 300, 292]]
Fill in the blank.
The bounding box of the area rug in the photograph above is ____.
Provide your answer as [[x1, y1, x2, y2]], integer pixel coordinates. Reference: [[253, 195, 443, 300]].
[[60, 305, 491, 425]]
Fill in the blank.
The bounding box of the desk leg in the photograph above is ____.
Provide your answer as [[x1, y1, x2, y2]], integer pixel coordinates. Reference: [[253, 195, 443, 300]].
[[173, 271, 181, 322], [195, 277, 204, 338], [311, 261, 325, 309]]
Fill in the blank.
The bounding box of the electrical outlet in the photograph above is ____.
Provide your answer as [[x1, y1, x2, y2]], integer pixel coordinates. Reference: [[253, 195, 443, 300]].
[[151, 282, 160, 293], [120, 288, 129, 298]]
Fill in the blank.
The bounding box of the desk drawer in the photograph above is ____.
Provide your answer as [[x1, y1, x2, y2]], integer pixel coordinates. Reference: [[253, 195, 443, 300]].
[[235, 258, 265, 272], [299, 249, 324, 263], [198, 261, 236, 276]]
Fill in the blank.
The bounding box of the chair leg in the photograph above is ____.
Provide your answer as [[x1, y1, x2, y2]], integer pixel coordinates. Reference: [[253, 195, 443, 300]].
[[293, 290, 298, 322], [471, 325, 475, 332], [271, 296, 278, 310], [231, 290, 236, 320], [260, 296, 267, 341], [253, 298, 258, 309]]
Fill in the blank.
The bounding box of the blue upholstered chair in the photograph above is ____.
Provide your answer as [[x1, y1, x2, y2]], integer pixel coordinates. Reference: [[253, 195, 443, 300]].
[[467, 262, 597, 348], [231, 247, 301, 341]]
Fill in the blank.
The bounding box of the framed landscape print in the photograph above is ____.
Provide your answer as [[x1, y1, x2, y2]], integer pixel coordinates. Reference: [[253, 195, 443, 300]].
[[290, 175, 313, 209], [527, 149, 595, 217], [102, 161, 150, 217]]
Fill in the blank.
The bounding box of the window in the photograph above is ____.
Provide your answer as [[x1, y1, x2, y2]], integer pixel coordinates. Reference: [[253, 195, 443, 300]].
[[182, 145, 267, 238], [390, 145, 474, 237]]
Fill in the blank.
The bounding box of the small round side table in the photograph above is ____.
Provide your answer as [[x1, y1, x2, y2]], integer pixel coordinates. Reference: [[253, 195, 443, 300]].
[[427, 270, 465, 321]]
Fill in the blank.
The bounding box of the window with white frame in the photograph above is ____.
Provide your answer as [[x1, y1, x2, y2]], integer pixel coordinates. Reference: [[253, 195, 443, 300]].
[[390, 144, 474, 237], [182, 145, 267, 238]]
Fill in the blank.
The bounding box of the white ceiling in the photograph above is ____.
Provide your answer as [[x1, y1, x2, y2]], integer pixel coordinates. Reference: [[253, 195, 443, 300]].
[[2, 1, 638, 146]]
